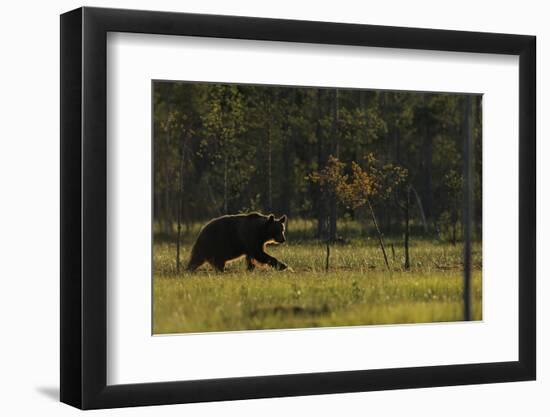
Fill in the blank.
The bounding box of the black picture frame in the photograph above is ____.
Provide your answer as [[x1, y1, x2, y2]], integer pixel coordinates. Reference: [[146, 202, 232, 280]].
[[60, 6, 536, 410]]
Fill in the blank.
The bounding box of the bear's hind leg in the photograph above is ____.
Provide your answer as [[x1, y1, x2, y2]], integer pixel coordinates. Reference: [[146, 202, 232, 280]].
[[252, 249, 288, 271], [246, 255, 256, 271], [187, 253, 205, 272], [210, 258, 226, 273]]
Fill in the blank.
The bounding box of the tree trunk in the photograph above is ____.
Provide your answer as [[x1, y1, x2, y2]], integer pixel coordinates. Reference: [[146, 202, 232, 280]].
[[367, 199, 390, 271], [206, 177, 222, 216], [316, 90, 327, 239], [281, 106, 294, 221], [161, 133, 172, 235], [267, 120, 273, 212], [329, 89, 339, 241], [325, 240, 330, 273], [176, 137, 186, 273], [163, 180, 171, 235], [325, 215, 331, 272], [463, 95, 473, 321], [422, 94, 433, 221], [384, 203, 392, 235], [394, 125, 401, 164], [153, 191, 160, 231], [410, 186, 428, 233], [451, 208, 458, 245], [404, 187, 410, 270], [473, 95, 483, 240], [223, 152, 228, 214]]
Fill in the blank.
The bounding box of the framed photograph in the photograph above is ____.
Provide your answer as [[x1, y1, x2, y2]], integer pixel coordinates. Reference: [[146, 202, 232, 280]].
[[60, 6, 536, 409]]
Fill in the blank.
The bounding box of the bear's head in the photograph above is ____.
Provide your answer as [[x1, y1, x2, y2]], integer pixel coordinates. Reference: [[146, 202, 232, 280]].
[[265, 214, 287, 244]]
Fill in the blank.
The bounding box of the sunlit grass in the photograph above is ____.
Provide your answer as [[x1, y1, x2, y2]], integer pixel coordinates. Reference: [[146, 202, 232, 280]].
[[153, 223, 482, 334]]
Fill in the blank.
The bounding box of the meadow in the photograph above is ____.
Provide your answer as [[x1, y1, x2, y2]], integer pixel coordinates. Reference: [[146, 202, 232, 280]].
[[153, 218, 482, 334]]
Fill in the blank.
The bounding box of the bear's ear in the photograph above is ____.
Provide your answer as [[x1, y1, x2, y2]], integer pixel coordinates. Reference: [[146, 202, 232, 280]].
[[279, 215, 287, 224], [267, 214, 275, 224]]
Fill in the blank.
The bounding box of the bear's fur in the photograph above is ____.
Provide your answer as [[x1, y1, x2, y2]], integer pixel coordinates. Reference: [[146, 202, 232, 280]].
[[187, 212, 289, 272]]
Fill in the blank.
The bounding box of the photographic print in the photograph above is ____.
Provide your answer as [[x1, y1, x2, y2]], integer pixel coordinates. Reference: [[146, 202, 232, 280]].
[[152, 81, 482, 334], [60, 8, 536, 407]]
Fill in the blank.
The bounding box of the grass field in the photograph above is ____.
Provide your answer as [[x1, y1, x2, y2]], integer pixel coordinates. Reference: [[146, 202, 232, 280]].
[[153, 219, 482, 334]]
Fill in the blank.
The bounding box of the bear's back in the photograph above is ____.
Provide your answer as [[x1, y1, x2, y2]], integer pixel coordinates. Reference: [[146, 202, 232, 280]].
[[194, 213, 265, 258], [199, 215, 239, 241], [188, 212, 278, 269]]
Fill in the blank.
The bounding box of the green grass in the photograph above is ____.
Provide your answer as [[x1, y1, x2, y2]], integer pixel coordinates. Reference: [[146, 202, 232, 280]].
[[153, 225, 482, 334]]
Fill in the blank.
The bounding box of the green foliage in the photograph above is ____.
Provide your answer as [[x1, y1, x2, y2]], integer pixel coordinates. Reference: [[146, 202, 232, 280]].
[[308, 155, 349, 199], [309, 154, 408, 210], [153, 81, 482, 241], [201, 84, 246, 147]]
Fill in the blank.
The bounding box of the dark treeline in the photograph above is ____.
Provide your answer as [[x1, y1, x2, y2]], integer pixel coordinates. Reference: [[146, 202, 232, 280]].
[[153, 81, 482, 242]]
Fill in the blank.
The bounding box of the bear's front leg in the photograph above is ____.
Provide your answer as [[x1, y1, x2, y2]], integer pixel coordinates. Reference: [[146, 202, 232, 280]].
[[253, 250, 287, 271], [246, 255, 256, 271], [273, 260, 288, 271]]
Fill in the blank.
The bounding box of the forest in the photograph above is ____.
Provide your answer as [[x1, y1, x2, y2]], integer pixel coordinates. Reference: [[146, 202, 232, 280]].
[[152, 80, 482, 334], [153, 81, 481, 245]]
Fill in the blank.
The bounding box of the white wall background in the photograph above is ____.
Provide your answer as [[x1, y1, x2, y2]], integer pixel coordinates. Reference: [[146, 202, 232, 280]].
[[0, 0, 545, 415]]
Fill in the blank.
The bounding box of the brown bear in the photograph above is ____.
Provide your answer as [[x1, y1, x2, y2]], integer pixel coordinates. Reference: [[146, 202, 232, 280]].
[[187, 212, 289, 272]]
